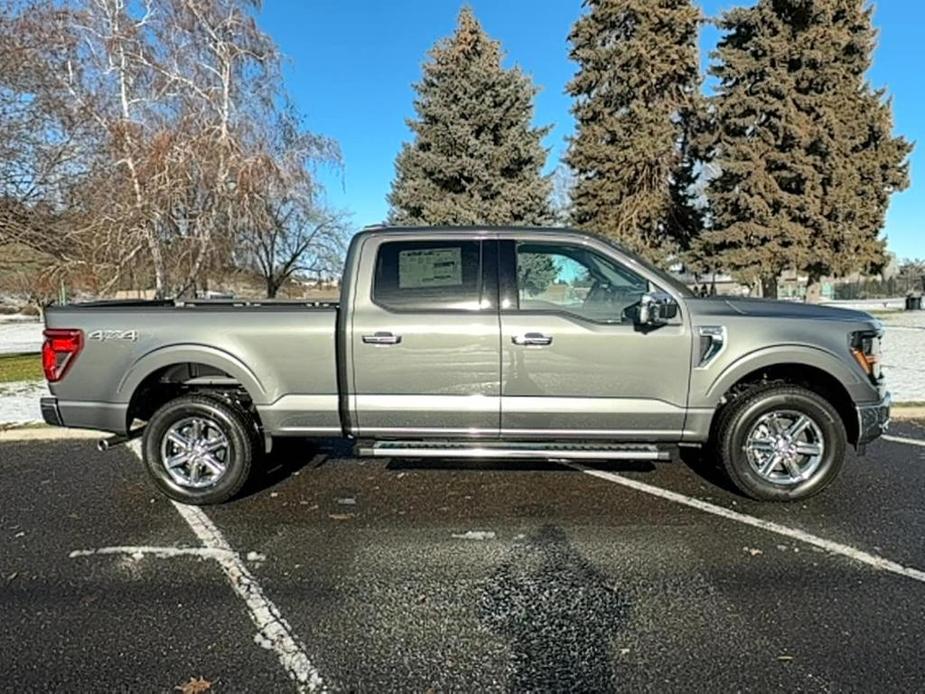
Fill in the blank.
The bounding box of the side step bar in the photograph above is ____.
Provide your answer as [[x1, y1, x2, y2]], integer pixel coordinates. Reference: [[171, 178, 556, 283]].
[[356, 440, 670, 462]]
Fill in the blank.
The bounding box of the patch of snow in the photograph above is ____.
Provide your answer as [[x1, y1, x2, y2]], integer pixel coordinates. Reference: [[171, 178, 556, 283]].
[[881, 322, 925, 403], [821, 298, 906, 312], [881, 311, 925, 329], [0, 380, 48, 425], [0, 319, 43, 355]]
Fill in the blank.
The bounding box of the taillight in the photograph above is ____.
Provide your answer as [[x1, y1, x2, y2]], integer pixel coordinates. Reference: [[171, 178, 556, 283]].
[[42, 329, 83, 383]]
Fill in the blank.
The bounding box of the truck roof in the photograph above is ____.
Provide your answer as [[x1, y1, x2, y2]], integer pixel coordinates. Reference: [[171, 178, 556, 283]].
[[358, 224, 589, 236], [354, 225, 615, 247]]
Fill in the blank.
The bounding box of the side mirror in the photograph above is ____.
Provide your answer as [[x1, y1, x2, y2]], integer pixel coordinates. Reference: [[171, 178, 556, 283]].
[[638, 291, 679, 326]]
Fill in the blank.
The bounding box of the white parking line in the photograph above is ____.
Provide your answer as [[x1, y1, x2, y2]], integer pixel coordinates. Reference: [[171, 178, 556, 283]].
[[882, 435, 925, 448], [565, 462, 925, 585], [69, 545, 240, 561], [127, 443, 326, 693]]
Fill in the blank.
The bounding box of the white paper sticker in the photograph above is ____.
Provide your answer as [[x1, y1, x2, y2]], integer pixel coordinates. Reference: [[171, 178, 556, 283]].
[[398, 247, 463, 289]]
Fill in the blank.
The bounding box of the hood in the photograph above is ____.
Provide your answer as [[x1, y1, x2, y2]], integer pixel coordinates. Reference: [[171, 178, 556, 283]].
[[688, 296, 875, 323]]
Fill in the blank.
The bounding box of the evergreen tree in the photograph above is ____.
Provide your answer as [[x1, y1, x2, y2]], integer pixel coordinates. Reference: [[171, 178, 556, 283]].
[[388, 7, 551, 225], [804, 1, 912, 286], [566, 0, 703, 264], [701, 0, 911, 297]]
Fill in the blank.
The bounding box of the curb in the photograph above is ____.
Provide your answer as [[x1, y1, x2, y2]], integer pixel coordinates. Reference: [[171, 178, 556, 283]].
[[0, 427, 105, 442], [893, 407, 925, 421]]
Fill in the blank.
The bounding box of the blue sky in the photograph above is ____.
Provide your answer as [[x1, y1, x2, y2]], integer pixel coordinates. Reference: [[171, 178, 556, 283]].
[[259, 1, 923, 260]]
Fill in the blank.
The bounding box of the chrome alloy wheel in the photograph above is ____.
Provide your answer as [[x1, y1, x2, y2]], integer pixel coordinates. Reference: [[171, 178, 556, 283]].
[[744, 409, 826, 486], [159, 416, 230, 489]]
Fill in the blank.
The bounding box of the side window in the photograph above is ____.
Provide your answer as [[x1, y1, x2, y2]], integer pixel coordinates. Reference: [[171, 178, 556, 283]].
[[374, 240, 484, 311], [515, 243, 650, 322]]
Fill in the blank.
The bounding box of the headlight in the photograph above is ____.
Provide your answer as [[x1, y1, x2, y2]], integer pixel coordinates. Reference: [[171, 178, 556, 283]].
[[850, 330, 883, 382]]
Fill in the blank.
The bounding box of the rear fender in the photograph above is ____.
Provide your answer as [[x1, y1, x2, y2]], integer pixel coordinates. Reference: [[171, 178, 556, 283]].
[[117, 344, 267, 405]]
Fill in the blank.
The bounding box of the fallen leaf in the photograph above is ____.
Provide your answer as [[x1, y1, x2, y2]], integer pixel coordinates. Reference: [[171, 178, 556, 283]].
[[176, 676, 212, 694]]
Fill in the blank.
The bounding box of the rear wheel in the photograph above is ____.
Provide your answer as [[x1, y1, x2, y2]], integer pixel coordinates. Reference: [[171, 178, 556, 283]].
[[142, 394, 256, 505], [716, 384, 847, 501]]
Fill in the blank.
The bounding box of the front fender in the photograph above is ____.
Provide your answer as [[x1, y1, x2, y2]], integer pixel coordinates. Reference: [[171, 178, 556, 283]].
[[702, 344, 864, 407], [117, 343, 268, 405]]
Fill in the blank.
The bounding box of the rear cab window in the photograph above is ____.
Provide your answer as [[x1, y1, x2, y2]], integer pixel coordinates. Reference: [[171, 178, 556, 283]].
[[373, 240, 489, 311]]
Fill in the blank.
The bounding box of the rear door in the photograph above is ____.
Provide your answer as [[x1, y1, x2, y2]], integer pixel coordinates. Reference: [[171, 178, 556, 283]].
[[498, 236, 692, 440], [348, 234, 501, 437]]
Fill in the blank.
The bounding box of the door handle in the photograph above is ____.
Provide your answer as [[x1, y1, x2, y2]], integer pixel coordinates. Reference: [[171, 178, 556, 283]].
[[512, 332, 553, 347], [362, 331, 402, 345]]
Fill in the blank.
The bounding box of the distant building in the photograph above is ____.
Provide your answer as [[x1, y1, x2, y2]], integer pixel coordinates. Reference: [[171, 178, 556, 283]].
[[674, 270, 751, 297]]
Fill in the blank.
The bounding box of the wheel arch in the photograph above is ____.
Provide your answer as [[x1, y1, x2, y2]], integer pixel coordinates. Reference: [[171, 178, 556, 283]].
[[709, 362, 860, 446], [120, 345, 266, 431], [705, 346, 862, 403]]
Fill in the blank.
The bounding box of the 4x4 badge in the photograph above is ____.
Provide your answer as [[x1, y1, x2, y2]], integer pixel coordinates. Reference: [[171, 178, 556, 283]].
[[87, 329, 138, 342]]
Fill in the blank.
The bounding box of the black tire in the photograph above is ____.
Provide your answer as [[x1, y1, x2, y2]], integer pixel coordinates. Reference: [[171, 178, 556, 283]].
[[716, 384, 847, 502], [142, 394, 256, 505]]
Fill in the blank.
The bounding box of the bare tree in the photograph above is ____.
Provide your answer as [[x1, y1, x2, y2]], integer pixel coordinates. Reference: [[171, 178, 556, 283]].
[[240, 203, 347, 299], [235, 108, 345, 298], [0, 0, 341, 300]]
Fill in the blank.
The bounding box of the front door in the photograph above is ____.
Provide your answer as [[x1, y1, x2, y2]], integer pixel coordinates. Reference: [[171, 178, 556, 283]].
[[499, 237, 692, 440], [350, 236, 501, 437]]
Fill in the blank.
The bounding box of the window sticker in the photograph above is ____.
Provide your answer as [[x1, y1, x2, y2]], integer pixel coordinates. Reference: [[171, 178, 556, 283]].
[[398, 247, 463, 289]]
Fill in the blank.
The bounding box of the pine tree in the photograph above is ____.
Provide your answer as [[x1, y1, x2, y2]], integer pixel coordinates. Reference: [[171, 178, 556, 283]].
[[566, 0, 703, 264], [701, 0, 911, 297], [803, 1, 912, 285], [388, 7, 551, 226]]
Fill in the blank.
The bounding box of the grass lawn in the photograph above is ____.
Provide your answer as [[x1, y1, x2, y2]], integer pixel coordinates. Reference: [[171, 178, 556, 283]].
[[0, 353, 43, 384]]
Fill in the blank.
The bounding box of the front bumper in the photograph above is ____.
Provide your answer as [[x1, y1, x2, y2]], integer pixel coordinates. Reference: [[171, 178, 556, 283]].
[[856, 392, 891, 446]]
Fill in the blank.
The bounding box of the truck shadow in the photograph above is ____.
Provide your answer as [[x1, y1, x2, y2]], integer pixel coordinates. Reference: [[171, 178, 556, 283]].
[[242, 437, 660, 497], [385, 458, 657, 474], [676, 446, 742, 495], [240, 437, 349, 499], [479, 524, 630, 692], [244, 437, 748, 499]]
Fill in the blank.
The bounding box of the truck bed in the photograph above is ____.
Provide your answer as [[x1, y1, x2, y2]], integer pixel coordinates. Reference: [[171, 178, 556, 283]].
[[44, 300, 340, 435], [54, 299, 340, 310]]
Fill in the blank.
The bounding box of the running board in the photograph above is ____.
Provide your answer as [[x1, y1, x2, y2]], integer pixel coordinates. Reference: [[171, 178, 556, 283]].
[[356, 440, 670, 461]]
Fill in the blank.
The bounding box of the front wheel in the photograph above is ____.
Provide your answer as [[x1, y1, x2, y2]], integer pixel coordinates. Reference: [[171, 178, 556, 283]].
[[142, 394, 256, 505], [716, 384, 847, 501]]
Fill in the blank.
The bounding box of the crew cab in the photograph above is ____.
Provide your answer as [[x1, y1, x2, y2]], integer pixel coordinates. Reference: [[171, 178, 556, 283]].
[[41, 227, 891, 503]]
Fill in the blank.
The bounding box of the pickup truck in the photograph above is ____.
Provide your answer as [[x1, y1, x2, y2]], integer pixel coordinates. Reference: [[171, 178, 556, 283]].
[[40, 226, 891, 504]]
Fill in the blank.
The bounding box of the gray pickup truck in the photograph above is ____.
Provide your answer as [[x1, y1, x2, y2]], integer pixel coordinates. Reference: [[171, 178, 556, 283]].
[[41, 226, 890, 504]]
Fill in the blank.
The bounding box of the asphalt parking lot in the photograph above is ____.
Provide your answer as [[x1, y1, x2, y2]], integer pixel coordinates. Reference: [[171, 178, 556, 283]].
[[1, 423, 924, 692]]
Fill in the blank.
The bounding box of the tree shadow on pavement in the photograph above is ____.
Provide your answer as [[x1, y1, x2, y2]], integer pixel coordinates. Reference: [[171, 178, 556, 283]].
[[479, 525, 630, 692]]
